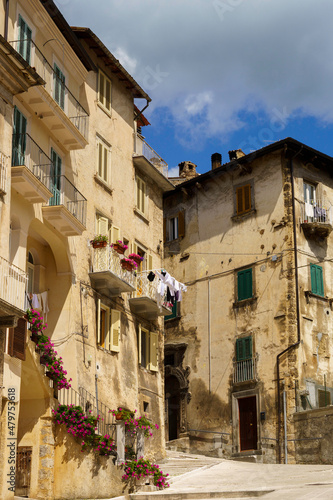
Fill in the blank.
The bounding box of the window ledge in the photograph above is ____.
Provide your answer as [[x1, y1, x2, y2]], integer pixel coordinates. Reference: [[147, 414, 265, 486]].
[[304, 291, 331, 304], [139, 365, 157, 374], [97, 345, 118, 355], [233, 296, 257, 309], [97, 101, 112, 118], [94, 175, 113, 194], [231, 209, 256, 222], [134, 207, 149, 224]]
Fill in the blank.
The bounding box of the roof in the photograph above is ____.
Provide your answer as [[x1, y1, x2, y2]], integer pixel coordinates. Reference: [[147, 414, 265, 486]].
[[71, 27, 151, 102], [164, 137, 333, 197], [39, 0, 96, 72]]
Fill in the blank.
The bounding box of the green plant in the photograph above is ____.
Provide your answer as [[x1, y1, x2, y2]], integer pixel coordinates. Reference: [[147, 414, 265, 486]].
[[26, 308, 47, 333], [90, 234, 108, 244], [121, 457, 169, 489]]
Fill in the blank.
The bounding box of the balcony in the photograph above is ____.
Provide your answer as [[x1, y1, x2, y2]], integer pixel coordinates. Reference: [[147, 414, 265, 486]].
[[133, 134, 174, 192], [0, 152, 8, 195], [9, 40, 89, 150], [89, 247, 136, 296], [11, 133, 53, 203], [129, 271, 172, 319], [300, 201, 332, 239], [0, 256, 27, 321], [233, 358, 256, 384], [42, 175, 86, 236]]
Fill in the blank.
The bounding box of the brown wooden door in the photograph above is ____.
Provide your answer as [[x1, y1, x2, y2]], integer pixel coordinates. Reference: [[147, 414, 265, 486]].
[[16, 447, 32, 497], [238, 396, 257, 451]]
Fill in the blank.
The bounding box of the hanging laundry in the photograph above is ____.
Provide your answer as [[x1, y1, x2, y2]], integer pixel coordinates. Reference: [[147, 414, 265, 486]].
[[147, 271, 155, 282], [305, 202, 314, 219], [40, 291, 49, 321], [32, 294, 40, 309]]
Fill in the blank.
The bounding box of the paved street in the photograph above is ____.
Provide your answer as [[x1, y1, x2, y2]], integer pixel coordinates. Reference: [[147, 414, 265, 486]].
[[114, 451, 333, 500]]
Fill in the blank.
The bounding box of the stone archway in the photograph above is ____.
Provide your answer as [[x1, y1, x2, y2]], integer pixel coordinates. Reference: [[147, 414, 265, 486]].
[[164, 344, 191, 441]]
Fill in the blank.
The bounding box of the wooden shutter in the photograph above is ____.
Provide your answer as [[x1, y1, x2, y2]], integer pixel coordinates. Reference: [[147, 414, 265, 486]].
[[163, 218, 167, 242], [318, 389, 331, 408], [138, 324, 142, 364], [236, 185, 251, 214], [110, 309, 120, 352], [105, 78, 111, 111], [97, 216, 108, 237], [110, 226, 120, 245], [149, 331, 158, 372], [147, 254, 153, 271], [311, 264, 324, 296], [99, 71, 105, 105], [96, 299, 101, 345], [236, 337, 252, 362], [178, 210, 185, 238], [237, 268, 253, 301], [8, 318, 27, 361], [54, 64, 65, 110]]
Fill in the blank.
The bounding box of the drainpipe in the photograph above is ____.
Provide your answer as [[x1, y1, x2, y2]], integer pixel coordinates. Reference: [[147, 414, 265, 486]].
[[4, 0, 9, 41], [208, 279, 211, 394], [283, 387, 288, 463], [134, 99, 150, 122], [276, 146, 302, 463]]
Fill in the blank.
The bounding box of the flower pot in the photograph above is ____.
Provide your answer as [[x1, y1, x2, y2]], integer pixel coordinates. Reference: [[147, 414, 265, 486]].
[[40, 355, 47, 365], [30, 332, 40, 343], [45, 371, 55, 380], [116, 413, 123, 421], [121, 260, 135, 272], [113, 243, 126, 255], [131, 256, 143, 265], [92, 241, 107, 248]]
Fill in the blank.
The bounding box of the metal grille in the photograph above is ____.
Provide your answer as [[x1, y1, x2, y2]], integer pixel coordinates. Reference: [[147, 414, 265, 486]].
[[233, 357, 256, 383]]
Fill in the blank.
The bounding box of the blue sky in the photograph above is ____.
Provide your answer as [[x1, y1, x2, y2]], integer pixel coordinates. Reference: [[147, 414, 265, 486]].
[[56, 0, 333, 175]]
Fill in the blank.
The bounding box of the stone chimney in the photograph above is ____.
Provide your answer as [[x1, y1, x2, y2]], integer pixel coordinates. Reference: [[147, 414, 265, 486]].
[[179, 161, 198, 180], [211, 153, 222, 170], [228, 149, 246, 161]]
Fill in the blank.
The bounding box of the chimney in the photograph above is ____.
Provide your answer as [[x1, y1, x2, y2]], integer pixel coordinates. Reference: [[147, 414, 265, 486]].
[[228, 149, 245, 161], [179, 161, 198, 180], [211, 153, 222, 170]]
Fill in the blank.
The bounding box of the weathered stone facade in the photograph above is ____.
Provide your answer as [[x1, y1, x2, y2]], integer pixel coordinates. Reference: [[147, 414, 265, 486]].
[[164, 140, 333, 464]]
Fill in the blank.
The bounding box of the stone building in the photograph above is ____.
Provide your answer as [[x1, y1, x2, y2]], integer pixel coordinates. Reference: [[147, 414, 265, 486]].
[[0, 1, 173, 498], [163, 138, 333, 464]]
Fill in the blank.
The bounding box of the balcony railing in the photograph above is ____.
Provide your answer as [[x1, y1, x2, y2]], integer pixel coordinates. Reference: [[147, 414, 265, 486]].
[[45, 175, 87, 226], [300, 200, 332, 225], [0, 256, 28, 311], [134, 271, 168, 304], [91, 247, 136, 289], [12, 133, 52, 191], [0, 152, 8, 194], [233, 358, 256, 384], [134, 134, 168, 178], [9, 39, 89, 140]]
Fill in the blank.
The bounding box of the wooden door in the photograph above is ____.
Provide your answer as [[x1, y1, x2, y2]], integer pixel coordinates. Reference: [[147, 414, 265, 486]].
[[238, 396, 257, 451], [16, 447, 32, 497]]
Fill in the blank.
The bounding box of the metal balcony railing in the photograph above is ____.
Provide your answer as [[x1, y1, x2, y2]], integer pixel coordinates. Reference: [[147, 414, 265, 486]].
[[12, 133, 52, 191], [233, 357, 256, 384], [45, 175, 87, 226], [91, 247, 136, 288], [0, 152, 8, 194], [9, 39, 89, 140], [300, 200, 332, 225], [0, 256, 28, 311], [134, 134, 168, 177], [135, 270, 169, 305]]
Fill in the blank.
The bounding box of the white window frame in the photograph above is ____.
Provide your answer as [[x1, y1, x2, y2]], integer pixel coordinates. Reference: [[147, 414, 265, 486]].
[[96, 136, 111, 185], [167, 216, 179, 241], [98, 69, 112, 114]]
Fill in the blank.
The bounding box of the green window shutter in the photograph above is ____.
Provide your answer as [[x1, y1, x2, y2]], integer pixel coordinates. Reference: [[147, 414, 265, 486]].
[[54, 64, 65, 110], [165, 302, 178, 321], [18, 15, 32, 64], [12, 107, 27, 166], [237, 268, 253, 301], [236, 337, 252, 361], [311, 264, 324, 296]]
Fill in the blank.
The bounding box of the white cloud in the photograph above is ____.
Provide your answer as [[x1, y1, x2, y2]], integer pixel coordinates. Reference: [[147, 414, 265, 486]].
[[60, 0, 333, 149], [168, 166, 180, 178]]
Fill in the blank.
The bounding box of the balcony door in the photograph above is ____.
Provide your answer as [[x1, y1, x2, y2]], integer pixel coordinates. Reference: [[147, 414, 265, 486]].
[[54, 63, 65, 110], [12, 107, 27, 166], [50, 148, 62, 206], [304, 181, 316, 222], [18, 15, 32, 64]]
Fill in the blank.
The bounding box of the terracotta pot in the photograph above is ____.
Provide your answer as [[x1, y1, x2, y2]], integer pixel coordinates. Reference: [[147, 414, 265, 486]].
[[40, 355, 47, 365], [131, 256, 143, 265], [45, 371, 55, 379], [116, 413, 123, 421], [121, 260, 135, 272], [92, 241, 107, 248], [30, 332, 39, 343], [113, 243, 126, 255]]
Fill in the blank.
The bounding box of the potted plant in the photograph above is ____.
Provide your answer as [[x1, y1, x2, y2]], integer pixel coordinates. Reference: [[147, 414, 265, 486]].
[[111, 240, 128, 255], [120, 258, 137, 272], [25, 309, 48, 342], [111, 407, 135, 421], [128, 253, 144, 265], [90, 235, 108, 248]]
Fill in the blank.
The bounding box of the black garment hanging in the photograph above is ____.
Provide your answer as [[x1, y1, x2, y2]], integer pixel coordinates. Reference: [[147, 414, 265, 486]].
[[147, 271, 155, 282]]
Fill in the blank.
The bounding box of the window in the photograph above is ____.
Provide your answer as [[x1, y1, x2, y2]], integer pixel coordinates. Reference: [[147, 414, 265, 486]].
[[98, 70, 112, 112], [54, 63, 65, 110], [236, 184, 252, 215], [95, 214, 121, 245], [236, 337, 253, 361], [27, 251, 34, 296], [138, 326, 158, 371], [12, 106, 27, 166], [237, 268, 253, 301], [131, 242, 152, 273], [310, 264, 324, 297], [136, 176, 147, 216], [164, 211, 185, 242], [8, 318, 27, 361], [97, 299, 120, 352], [50, 148, 62, 206], [165, 302, 179, 321], [318, 389, 331, 408], [18, 15, 32, 64], [96, 137, 111, 184]]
